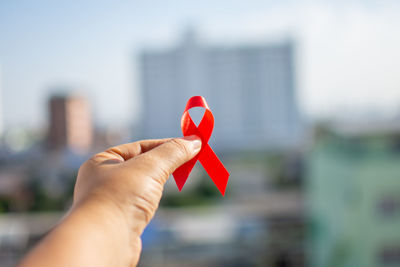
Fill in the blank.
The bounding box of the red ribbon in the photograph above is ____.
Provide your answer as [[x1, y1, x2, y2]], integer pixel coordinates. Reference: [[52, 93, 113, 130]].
[[172, 96, 230, 196]]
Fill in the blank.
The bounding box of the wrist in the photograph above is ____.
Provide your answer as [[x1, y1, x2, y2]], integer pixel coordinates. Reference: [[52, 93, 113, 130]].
[[72, 191, 148, 242], [69, 195, 142, 264]]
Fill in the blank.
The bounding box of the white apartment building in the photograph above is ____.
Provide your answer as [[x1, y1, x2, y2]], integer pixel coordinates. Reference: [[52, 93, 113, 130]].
[[139, 31, 304, 151]]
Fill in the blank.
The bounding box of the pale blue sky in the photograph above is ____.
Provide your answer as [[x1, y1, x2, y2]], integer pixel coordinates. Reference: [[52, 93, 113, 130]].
[[1, 0, 400, 130]]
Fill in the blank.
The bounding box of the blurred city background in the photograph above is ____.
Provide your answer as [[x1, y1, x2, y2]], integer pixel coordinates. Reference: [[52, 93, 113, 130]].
[[1, 1, 400, 266]]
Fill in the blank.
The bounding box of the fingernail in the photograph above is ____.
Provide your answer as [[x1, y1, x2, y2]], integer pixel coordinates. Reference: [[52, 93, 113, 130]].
[[183, 135, 202, 154]]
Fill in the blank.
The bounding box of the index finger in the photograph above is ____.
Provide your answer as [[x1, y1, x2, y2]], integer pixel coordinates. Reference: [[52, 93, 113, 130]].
[[95, 138, 173, 164]]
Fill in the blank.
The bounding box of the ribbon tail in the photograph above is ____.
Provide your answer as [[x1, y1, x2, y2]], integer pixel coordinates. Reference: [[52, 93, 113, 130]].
[[172, 157, 197, 191], [198, 145, 230, 196]]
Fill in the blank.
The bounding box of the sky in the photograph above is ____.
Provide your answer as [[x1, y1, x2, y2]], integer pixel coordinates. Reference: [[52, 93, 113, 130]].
[[1, 0, 400, 130]]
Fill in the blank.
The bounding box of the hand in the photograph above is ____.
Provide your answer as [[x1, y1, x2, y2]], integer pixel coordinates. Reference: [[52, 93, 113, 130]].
[[74, 136, 202, 261], [19, 136, 201, 267]]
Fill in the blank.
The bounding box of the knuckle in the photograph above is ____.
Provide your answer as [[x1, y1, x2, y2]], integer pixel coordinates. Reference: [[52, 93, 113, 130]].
[[138, 156, 170, 182], [105, 147, 125, 160], [88, 152, 107, 165], [132, 192, 157, 224], [169, 138, 191, 158], [155, 166, 170, 183]]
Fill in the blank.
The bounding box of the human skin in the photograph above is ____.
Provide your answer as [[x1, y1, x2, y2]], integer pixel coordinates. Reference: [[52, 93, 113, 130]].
[[18, 136, 202, 267]]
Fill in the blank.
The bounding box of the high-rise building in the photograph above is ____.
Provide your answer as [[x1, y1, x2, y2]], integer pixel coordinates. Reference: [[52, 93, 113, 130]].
[[139, 30, 304, 151], [48, 94, 92, 153]]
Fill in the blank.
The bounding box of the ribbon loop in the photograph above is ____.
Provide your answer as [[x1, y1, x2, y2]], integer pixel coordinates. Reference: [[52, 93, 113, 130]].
[[173, 96, 229, 196]]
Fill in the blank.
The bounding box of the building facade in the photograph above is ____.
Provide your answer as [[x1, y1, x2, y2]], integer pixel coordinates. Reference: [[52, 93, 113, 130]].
[[48, 94, 92, 153], [139, 31, 304, 151], [307, 132, 400, 267]]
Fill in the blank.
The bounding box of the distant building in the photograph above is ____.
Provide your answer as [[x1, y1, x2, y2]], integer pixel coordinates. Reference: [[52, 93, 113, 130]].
[[307, 128, 400, 267], [0, 64, 3, 137], [48, 94, 92, 153], [139, 29, 304, 151]]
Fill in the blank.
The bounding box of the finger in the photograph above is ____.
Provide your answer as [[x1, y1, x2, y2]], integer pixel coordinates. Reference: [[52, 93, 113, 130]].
[[94, 138, 172, 164], [130, 135, 201, 184]]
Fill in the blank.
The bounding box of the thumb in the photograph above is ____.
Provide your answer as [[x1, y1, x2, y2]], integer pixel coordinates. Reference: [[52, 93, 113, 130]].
[[132, 135, 202, 184]]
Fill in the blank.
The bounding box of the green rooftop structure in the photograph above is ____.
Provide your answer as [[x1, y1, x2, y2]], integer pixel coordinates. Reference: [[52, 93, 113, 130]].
[[307, 131, 400, 267]]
